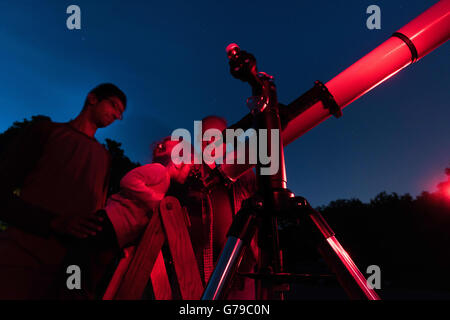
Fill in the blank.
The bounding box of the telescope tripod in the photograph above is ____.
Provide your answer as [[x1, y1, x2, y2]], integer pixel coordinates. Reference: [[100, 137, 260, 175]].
[[201, 190, 380, 300], [201, 44, 380, 300]]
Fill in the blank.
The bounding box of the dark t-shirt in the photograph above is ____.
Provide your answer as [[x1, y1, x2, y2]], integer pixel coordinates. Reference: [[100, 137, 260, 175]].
[[0, 120, 110, 298]]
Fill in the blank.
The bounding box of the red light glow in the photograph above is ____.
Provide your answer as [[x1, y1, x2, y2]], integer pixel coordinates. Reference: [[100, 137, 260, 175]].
[[444, 186, 450, 200]]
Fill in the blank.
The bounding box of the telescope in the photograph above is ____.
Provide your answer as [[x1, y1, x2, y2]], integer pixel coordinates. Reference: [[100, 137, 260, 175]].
[[205, 0, 449, 184], [201, 0, 449, 300]]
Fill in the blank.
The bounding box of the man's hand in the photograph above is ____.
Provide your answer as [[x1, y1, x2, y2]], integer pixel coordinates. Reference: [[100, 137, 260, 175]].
[[50, 211, 105, 239]]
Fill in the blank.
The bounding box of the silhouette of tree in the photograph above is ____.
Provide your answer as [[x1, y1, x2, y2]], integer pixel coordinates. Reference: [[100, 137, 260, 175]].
[[280, 171, 450, 296], [0, 115, 51, 157], [103, 138, 140, 197], [0, 115, 52, 231]]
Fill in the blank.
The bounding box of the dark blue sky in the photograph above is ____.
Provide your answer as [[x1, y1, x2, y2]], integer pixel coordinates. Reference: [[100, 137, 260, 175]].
[[1, 0, 448, 206]]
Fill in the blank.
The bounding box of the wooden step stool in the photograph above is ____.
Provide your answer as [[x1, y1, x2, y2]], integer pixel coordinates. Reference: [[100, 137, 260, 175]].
[[102, 196, 204, 300]]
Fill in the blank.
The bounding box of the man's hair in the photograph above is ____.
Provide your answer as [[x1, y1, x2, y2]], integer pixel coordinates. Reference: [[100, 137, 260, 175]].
[[84, 83, 127, 110]]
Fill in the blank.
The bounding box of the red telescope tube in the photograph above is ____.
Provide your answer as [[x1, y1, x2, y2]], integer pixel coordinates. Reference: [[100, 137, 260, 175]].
[[218, 0, 449, 182], [282, 0, 450, 146]]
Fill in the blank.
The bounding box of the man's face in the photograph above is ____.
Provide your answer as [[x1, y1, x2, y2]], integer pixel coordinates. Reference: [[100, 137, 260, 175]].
[[91, 96, 125, 128]]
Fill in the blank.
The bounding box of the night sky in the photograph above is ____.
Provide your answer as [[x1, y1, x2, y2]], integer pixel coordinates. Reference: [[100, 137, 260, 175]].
[[0, 0, 448, 206]]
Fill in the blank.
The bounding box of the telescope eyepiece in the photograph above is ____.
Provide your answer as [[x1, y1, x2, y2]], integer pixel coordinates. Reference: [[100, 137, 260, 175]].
[[226, 43, 240, 60]]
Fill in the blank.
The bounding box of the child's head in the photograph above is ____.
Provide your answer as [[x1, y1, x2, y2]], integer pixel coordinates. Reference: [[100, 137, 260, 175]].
[[152, 137, 192, 184]]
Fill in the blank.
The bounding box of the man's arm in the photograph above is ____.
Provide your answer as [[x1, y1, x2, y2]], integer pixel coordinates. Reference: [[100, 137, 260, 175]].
[[0, 120, 57, 236]]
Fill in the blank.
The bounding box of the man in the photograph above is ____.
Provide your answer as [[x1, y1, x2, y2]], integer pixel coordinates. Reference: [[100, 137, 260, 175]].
[[0, 83, 126, 299], [168, 115, 257, 299]]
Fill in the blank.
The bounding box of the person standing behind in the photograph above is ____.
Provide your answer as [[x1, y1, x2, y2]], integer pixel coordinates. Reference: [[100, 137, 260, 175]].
[[168, 115, 257, 299], [0, 83, 126, 299], [201, 116, 258, 299]]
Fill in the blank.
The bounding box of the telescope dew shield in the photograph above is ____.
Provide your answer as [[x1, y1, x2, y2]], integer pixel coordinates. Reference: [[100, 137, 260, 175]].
[[395, 0, 450, 60]]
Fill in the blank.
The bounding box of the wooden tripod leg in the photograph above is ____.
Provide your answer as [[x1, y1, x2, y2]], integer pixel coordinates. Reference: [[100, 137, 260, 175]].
[[160, 197, 204, 300], [114, 210, 166, 300]]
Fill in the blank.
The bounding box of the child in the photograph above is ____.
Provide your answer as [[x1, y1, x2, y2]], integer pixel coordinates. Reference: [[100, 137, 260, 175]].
[[105, 137, 192, 248]]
